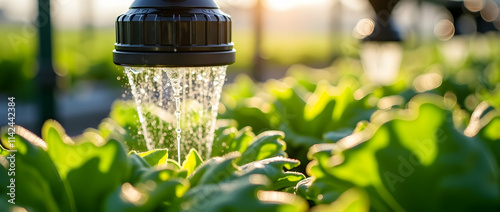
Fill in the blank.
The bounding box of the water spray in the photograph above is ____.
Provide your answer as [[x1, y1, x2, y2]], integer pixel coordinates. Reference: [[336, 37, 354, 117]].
[[113, 0, 235, 163]]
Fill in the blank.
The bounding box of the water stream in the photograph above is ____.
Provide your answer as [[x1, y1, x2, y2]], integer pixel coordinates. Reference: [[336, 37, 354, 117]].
[[125, 66, 227, 162]]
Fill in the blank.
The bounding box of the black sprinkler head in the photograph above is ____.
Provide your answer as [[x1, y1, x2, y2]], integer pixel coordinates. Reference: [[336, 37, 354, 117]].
[[113, 0, 235, 67]]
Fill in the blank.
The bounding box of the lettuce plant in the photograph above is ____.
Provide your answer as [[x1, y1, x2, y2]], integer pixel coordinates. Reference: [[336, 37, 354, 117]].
[[300, 95, 500, 211], [0, 121, 307, 212]]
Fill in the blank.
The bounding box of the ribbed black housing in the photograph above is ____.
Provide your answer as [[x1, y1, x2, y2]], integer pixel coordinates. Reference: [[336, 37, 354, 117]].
[[113, 0, 235, 67]]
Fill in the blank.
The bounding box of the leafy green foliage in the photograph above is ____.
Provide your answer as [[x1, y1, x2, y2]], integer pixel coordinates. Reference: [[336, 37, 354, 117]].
[[43, 121, 129, 212], [0, 120, 307, 212], [3, 33, 500, 211], [136, 149, 168, 167], [309, 188, 370, 212], [211, 126, 255, 158], [181, 149, 204, 176], [220, 74, 375, 172], [464, 101, 500, 192], [237, 157, 304, 191], [174, 174, 308, 212], [218, 56, 500, 210], [0, 132, 74, 212], [301, 96, 500, 211]]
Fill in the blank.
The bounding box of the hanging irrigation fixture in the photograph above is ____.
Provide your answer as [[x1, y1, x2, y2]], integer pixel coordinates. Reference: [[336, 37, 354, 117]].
[[113, 0, 235, 162], [113, 0, 235, 67], [360, 0, 403, 86]]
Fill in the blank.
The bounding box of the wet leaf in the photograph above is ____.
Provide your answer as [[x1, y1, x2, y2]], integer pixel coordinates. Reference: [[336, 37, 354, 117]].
[[310, 188, 370, 212], [137, 149, 168, 167], [238, 131, 287, 165], [237, 157, 305, 191], [42, 120, 130, 212], [173, 174, 307, 212], [188, 152, 240, 187], [305, 95, 500, 211], [181, 149, 203, 176]]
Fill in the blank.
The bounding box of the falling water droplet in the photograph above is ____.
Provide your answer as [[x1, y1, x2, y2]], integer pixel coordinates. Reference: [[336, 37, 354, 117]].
[[129, 68, 142, 74], [196, 74, 203, 81], [167, 68, 185, 163]]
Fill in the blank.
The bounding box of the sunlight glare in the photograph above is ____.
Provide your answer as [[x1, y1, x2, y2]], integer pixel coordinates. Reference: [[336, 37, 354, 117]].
[[264, 0, 328, 11], [353, 18, 375, 39]]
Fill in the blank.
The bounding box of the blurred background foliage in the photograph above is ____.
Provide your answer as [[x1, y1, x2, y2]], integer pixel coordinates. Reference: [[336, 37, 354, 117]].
[[3, 0, 499, 100], [0, 0, 499, 133], [0, 27, 334, 99]]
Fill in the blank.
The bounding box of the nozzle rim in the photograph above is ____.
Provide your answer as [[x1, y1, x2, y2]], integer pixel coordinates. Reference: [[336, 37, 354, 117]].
[[113, 49, 236, 67]]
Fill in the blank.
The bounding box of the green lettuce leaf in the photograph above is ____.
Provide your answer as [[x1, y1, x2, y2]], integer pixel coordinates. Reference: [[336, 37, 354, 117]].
[[136, 149, 168, 167], [1, 126, 75, 212], [42, 120, 130, 212], [173, 174, 307, 212], [181, 149, 203, 176], [305, 95, 500, 211]]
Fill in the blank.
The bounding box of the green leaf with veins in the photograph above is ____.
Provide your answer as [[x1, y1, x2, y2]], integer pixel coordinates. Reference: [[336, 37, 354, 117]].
[[0, 118, 310, 212], [42, 120, 130, 212], [238, 131, 287, 165], [188, 152, 240, 187], [236, 157, 305, 191], [173, 174, 307, 212], [305, 95, 500, 211], [212, 126, 254, 157], [103, 179, 188, 212]]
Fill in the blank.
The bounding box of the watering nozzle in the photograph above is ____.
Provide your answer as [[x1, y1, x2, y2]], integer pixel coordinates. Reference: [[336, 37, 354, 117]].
[[113, 0, 235, 67], [113, 0, 234, 161]]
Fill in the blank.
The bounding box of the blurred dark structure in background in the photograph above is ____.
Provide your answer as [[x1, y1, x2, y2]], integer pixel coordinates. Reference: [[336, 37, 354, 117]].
[[36, 0, 57, 134], [252, 0, 266, 82], [446, 0, 498, 35], [365, 0, 402, 41]]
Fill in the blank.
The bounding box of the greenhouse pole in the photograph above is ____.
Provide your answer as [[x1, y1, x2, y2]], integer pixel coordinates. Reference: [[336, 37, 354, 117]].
[[36, 0, 57, 133], [329, 0, 342, 62], [252, 0, 265, 81]]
